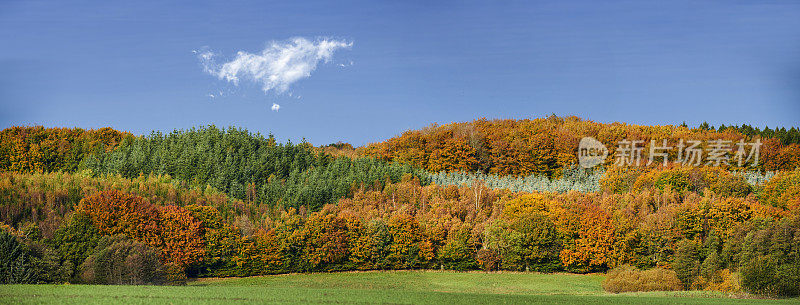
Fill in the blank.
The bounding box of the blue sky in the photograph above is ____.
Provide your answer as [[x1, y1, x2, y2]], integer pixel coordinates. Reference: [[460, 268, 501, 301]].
[[1, 0, 799, 146]]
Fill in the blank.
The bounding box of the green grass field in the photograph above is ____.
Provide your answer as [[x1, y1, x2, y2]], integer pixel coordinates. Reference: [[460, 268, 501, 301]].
[[1, 271, 798, 304]]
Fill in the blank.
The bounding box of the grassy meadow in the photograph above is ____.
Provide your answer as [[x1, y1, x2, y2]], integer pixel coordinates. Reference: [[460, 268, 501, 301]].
[[2, 271, 798, 305]]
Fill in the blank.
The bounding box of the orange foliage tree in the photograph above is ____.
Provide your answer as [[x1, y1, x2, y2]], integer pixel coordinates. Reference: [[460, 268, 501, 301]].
[[361, 116, 798, 176], [77, 190, 206, 273], [159, 205, 205, 269], [559, 204, 616, 273], [0, 126, 128, 173], [77, 189, 162, 246]]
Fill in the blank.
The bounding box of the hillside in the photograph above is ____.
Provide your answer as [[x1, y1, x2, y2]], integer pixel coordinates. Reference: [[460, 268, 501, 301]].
[[0, 119, 799, 298], [360, 117, 800, 176]]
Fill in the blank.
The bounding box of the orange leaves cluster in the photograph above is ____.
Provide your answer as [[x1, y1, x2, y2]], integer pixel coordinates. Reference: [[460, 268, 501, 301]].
[[385, 213, 433, 268], [77, 189, 161, 245], [428, 137, 478, 172], [295, 214, 351, 271], [560, 204, 616, 273], [233, 228, 281, 275], [0, 126, 129, 173], [361, 117, 800, 176], [159, 205, 205, 269], [603, 165, 752, 198], [77, 190, 205, 270], [760, 169, 800, 211]]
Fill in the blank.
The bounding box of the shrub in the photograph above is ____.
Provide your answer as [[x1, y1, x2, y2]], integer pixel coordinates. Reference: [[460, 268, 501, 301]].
[[741, 255, 800, 297], [476, 248, 501, 271], [79, 235, 167, 285], [602, 265, 683, 293], [296, 214, 351, 272], [693, 269, 742, 293], [24, 240, 69, 284], [163, 262, 188, 285], [78, 190, 207, 278]]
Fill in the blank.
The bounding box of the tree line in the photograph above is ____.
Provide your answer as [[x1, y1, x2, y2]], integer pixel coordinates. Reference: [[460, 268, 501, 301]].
[[1, 167, 798, 297], [696, 121, 800, 145], [360, 116, 800, 176], [0, 126, 129, 173], [78, 125, 427, 211]]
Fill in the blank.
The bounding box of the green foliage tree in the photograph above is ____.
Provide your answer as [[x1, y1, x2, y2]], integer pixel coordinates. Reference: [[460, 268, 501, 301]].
[[437, 228, 477, 271], [0, 229, 35, 284], [81, 126, 425, 211], [0, 228, 66, 284], [49, 212, 100, 280], [738, 217, 800, 297], [672, 239, 702, 289], [484, 214, 561, 272]]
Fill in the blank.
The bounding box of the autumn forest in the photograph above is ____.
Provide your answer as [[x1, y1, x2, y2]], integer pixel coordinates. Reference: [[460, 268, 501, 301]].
[[1, 116, 799, 297]]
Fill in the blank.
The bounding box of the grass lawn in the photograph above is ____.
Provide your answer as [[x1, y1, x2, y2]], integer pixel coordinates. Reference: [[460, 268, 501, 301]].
[[1, 270, 798, 304]]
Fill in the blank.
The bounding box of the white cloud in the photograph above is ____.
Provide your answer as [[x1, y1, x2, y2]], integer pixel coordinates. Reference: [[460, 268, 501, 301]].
[[197, 37, 352, 94], [194, 49, 217, 75], [271, 103, 280, 111]]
